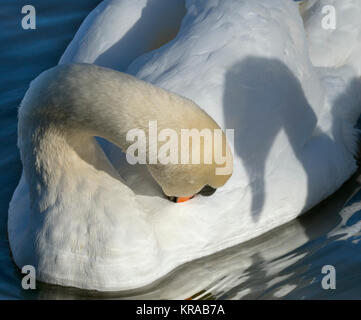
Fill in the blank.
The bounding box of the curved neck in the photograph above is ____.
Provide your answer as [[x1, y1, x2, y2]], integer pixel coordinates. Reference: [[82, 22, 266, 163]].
[[17, 64, 205, 209]]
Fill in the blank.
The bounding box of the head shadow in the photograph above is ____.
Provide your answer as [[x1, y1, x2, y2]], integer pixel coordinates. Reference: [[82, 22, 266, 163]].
[[223, 57, 318, 221]]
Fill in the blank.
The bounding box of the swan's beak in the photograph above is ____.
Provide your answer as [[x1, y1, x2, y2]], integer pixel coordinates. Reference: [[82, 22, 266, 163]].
[[167, 195, 195, 203], [166, 185, 217, 203]]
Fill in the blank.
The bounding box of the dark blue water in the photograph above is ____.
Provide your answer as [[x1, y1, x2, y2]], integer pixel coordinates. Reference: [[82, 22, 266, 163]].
[[1, 0, 361, 300], [0, 0, 102, 299]]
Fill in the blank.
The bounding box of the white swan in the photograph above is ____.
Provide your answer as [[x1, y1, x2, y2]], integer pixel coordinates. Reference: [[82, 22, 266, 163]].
[[17, 63, 232, 198], [9, 0, 361, 291]]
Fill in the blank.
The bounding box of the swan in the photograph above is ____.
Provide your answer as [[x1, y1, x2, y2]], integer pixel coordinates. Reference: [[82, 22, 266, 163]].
[[17, 63, 232, 199], [8, 0, 361, 291]]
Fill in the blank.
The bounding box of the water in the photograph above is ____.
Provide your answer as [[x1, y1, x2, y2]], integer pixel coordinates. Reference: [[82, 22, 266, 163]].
[[1, 0, 361, 300]]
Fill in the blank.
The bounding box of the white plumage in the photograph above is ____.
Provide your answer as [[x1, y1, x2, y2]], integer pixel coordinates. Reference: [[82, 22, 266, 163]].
[[8, 0, 361, 291]]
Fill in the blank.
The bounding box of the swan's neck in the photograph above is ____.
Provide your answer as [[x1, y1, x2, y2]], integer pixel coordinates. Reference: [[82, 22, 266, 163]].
[[18, 117, 119, 212], [17, 63, 204, 210]]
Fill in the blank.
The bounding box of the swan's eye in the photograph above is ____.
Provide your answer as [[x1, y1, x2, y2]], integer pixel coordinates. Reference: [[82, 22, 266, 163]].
[[198, 185, 217, 196]]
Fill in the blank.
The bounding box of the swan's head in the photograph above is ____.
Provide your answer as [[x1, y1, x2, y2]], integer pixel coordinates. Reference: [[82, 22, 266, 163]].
[[147, 124, 233, 199]]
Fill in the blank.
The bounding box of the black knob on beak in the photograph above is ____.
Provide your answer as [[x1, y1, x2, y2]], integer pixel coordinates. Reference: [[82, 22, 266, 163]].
[[198, 185, 217, 196]]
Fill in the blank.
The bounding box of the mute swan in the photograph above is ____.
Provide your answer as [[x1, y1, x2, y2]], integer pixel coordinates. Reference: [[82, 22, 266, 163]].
[[9, 0, 361, 291], [17, 63, 232, 199]]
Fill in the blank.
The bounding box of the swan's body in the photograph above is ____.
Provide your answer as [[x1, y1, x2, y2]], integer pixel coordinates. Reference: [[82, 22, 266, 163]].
[[9, 0, 361, 291]]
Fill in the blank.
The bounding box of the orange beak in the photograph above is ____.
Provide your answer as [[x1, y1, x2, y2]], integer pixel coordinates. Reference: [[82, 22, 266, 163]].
[[167, 195, 195, 203], [175, 196, 194, 203]]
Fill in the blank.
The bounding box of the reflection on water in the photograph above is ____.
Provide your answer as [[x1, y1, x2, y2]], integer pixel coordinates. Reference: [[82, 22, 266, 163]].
[[1, 0, 361, 300]]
